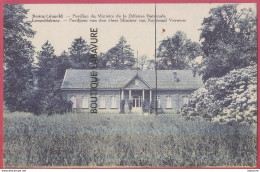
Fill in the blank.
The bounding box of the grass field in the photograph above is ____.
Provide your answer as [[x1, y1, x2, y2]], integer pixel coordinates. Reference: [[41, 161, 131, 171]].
[[4, 112, 257, 168]]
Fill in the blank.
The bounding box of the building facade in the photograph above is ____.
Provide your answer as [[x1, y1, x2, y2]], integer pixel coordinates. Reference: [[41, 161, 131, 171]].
[[61, 69, 204, 113]]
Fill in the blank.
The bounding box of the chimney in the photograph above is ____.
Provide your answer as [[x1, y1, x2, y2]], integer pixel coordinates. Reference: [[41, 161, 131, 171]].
[[173, 72, 178, 82]]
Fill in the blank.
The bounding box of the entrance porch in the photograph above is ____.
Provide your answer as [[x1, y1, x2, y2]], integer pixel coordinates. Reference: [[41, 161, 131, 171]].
[[121, 89, 152, 113]]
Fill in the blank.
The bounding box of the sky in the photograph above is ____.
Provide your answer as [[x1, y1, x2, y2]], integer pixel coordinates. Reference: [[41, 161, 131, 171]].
[[24, 3, 256, 60]]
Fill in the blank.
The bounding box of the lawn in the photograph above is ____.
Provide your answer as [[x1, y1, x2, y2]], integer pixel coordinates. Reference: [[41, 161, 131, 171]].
[[3, 112, 257, 168]]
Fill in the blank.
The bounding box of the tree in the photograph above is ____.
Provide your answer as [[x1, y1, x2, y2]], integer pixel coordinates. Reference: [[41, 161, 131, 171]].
[[36, 41, 56, 90], [199, 4, 257, 81], [34, 42, 71, 115], [69, 37, 90, 69], [138, 55, 148, 70], [97, 53, 109, 69], [157, 31, 202, 70], [105, 36, 135, 69], [53, 51, 71, 80], [3, 4, 35, 112], [146, 60, 155, 70]]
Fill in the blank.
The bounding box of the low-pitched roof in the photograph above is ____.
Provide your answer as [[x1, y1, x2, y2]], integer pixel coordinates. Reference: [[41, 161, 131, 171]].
[[61, 69, 204, 90]]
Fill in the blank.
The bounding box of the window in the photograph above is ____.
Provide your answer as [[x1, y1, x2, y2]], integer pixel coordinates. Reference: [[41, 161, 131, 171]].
[[100, 96, 106, 109], [166, 96, 172, 108], [70, 96, 76, 109], [135, 80, 139, 86], [111, 96, 117, 108], [183, 95, 189, 105], [82, 96, 88, 109], [156, 96, 161, 108]]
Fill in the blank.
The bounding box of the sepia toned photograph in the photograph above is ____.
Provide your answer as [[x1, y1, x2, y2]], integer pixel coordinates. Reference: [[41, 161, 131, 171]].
[[3, 3, 257, 168]]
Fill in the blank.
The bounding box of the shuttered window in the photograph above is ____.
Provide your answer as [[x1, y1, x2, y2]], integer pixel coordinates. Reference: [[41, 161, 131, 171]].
[[166, 96, 172, 108], [183, 95, 189, 105], [111, 96, 117, 108], [82, 97, 88, 109], [100, 96, 106, 109]]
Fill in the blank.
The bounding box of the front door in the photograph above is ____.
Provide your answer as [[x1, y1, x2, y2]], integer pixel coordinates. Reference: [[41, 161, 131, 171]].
[[132, 96, 142, 113]]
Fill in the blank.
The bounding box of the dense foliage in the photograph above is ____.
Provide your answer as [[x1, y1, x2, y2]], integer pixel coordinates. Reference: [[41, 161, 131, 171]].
[[157, 31, 202, 70], [69, 37, 90, 69], [182, 64, 257, 125], [33, 41, 72, 115], [3, 4, 35, 112], [199, 4, 257, 82], [182, 4, 257, 125], [100, 36, 136, 69]]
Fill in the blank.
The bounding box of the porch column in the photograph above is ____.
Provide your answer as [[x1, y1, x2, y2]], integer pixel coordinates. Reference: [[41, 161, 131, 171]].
[[142, 90, 145, 101], [129, 89, 132, 99], [150, 90, 152, 103], [121, 89, 124, 100]]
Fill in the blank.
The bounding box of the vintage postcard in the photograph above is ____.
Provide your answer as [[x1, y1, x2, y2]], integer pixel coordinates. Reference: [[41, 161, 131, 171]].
[[2, 2, 258, 169]]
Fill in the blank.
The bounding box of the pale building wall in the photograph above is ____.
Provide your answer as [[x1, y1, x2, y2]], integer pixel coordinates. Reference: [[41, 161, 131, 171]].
[[62, 89, 196, 113], [64, 90, 120, 112]]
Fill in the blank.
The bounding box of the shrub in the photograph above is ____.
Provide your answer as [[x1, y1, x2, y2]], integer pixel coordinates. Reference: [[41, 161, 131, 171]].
[[149, 101, 154, 114], [128, 100, 133, 113], [120, 99, 125, 114], [142, 101, 146, 112], [182, 64, 257, 125], [30, 89, 72, 115]]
